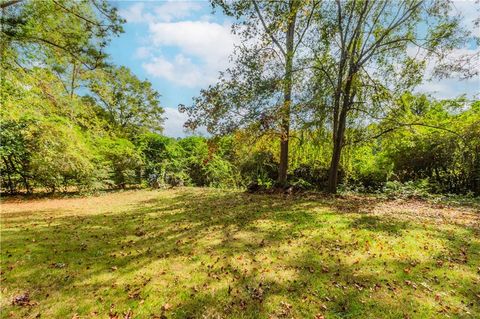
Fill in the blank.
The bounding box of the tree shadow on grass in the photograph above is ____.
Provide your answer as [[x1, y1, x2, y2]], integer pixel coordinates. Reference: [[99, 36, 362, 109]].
[[1, 189, 478, 318], [349, 215, 409, 235]]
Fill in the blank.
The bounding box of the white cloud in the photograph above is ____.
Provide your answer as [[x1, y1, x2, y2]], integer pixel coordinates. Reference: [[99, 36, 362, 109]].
[[163, 107, 188, 137], [143, 54, 214, 87], [407, 46, 480, 99], [134, 46, 152, 59], [119, 3, 146, 24], [120, 2, 237, 88], [452, 0, 480, 35], [153, 2, 202, 22], [163, 107, 208, 137], [149, 21, 233, 60], [119, 1, 202, 24], [149, 21, 235, 87], [416, 77, 479, 99]]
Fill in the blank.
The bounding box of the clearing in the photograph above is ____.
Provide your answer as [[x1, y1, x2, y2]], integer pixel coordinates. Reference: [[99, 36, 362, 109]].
[[1, 188, 479, 318]]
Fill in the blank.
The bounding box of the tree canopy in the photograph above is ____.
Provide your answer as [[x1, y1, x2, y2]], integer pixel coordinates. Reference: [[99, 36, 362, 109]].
[[1, 0, 478, 197]]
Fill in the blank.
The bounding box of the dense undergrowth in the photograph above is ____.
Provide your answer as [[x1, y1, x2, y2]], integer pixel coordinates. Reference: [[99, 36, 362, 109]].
[[3, 96, 480, 197]]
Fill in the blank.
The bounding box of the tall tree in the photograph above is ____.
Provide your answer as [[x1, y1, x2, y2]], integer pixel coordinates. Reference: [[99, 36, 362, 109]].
[[87, 66, 164, 135], [1, 0, 123, 70], [1, 0, 124, 117], [310, 0, 470, 193], [181, 0, 319, 185]]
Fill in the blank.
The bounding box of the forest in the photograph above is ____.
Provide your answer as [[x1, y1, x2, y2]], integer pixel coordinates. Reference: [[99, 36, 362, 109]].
[[1, 0, 479, 318]]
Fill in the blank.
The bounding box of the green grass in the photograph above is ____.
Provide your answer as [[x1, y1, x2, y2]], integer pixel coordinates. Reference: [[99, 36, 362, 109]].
[[1, 188, 479, 318]]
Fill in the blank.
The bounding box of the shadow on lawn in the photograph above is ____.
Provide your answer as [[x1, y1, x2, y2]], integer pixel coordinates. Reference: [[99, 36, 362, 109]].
[[1, 189, 479, 318], [350, 215, 409, 235]]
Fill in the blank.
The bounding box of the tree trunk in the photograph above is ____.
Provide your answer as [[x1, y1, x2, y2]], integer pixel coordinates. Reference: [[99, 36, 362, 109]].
[[2, 157, 15, 194], [327, 109, 347, 193], [278, 136, 289, 185], [0, 0, 22, 9], [277, 3, 296, 186], [327, 70, 354, 193]]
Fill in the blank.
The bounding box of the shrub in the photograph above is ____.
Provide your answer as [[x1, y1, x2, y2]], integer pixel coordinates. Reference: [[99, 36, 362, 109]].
[[383, 179, 431, 199], [240, 151, 278, 188], [204, 155, 240, 188], [98, 137, 143, 188]]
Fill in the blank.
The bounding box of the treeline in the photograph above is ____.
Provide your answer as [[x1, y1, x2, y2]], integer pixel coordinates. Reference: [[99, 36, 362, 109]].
[[181, 0, 480, 194], [1, 1, 479, 196], [2, 94, 478, 195], [0, 0, 160, 193]]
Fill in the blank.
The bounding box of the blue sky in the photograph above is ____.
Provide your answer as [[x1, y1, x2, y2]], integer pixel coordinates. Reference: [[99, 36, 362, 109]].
[[107, 1, 479, 137]]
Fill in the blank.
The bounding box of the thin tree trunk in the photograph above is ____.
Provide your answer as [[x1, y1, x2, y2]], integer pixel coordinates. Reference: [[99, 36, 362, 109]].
[[327, 66, 355, 193], [2, 157, 15, 194], [9, 155, 31, 194], [327, 108, 347, 193], [70, 61, 76, 99], [277, 2, 296, 186]]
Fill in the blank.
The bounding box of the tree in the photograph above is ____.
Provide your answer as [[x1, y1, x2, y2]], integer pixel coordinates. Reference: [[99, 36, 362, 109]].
[[1, 0, 125, 123], [1, 0, 123, 71], [0, 118, 32, 193], [0, 1, 165, 193], [181, 0, 319, 185], [379, 96, 480, 195], [98, 137, 143, 189], [138, 133, 187, 187], [310, 0, 470, 193], [87, 66, 164, 136], [29, 119, 96, 193]]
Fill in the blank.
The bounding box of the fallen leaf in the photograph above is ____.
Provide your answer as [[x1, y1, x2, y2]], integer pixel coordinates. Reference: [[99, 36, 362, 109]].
[[161, 303, 172, 311], [12, 292, 31, 306], [124, 309, 133, 319]]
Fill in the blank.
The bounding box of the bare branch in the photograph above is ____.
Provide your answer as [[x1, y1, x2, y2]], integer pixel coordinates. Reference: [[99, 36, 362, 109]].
[[0, 0, 22, 9], [252, 0, 286, 58]]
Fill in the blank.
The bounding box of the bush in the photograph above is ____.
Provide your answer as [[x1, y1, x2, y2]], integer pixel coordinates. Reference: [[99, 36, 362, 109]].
[[98, 137, 143, 188], [29, 119, 97, 192], [204, 155, 240, 188], [291, 164, 329, 189], [383, 179, 431, 199], [179, 136, 209, 186], [239, 151, 278, 188], [138, 133, 188, 187]]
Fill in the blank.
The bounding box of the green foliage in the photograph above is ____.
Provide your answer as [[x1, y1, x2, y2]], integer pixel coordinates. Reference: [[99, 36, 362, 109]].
[[204, 155, 239, 188], [379, 96, 480, 195], [97, 137, 143, 188], [176, 136, 208, 186], [0, 0, 165, 194], [383, 180, 431, 199], [30, 120, 96, 192], [138, 133, 187, 187], [87, 66, 164, 136], [1, 1, 477, 197], [0, 118, 34, 192], [239, 151, 278, 188]]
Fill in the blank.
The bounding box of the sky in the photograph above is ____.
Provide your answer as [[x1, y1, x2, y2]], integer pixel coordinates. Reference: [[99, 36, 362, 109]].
[[107, 0, 480, 137]]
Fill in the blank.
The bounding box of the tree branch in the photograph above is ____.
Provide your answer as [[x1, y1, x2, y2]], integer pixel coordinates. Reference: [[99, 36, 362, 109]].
[[0, 0, 22, 9], [252, 0, 286, 58]]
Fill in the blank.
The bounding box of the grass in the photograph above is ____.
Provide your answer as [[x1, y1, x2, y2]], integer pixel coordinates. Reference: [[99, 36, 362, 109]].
[[1, 187, 479, 318]]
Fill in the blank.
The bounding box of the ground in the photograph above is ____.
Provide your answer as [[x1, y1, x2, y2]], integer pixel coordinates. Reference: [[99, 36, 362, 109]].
[[1, 188, 479, 319]]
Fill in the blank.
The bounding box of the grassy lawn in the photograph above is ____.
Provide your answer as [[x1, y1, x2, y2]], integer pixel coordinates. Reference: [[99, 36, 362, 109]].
[[1, 188, 479, 318]]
